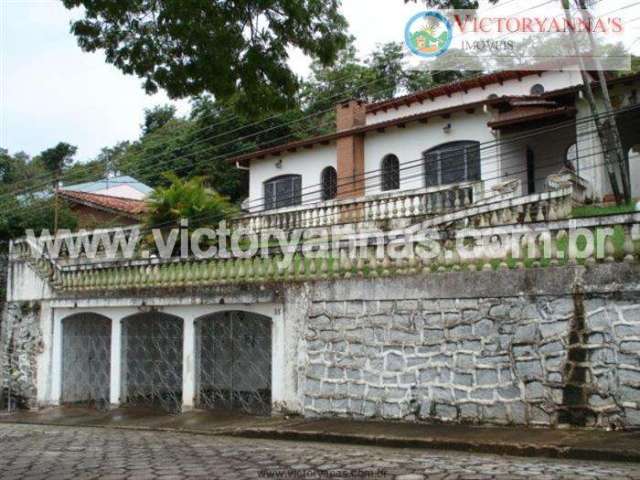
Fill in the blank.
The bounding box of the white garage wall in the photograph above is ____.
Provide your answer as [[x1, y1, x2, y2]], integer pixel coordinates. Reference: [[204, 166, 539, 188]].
[[366, 70, 583, 126]]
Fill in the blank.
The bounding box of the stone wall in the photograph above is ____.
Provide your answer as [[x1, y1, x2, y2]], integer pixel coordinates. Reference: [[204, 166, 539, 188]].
[[300, 266, 640, 428], [584, 294, 640, 427], [0, 301, 43, 409]]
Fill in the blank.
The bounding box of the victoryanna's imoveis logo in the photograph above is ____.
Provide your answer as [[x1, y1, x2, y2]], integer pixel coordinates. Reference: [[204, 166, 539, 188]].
[[405, 11, 453, 58]]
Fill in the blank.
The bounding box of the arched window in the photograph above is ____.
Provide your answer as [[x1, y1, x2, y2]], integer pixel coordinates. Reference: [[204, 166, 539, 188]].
[[530, 83, 545, 95], [264, 174, 302, 210], [320, 166, 338, 201], [381, 154, 400, 191], [424, 141, 480, 187]]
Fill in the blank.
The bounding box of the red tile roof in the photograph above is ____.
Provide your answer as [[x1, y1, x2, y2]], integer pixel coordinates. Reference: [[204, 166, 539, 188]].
[[60, 190, 148, 218], [227, 71, 640, 165], [366, 70, 545, 115], [488, 106, 577, 129]]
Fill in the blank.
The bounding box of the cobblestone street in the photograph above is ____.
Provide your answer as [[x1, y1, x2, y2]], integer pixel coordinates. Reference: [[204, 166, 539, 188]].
[[0, 424, 639, 479]]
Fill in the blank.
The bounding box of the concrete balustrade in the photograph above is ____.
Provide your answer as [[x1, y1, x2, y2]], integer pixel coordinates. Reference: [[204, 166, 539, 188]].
[[10, 211, 636, 293]]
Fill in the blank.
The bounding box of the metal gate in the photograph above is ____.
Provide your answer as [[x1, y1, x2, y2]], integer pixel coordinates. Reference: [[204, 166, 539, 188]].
[[61, 314, 111, 408], [122, 313, 183, 413], [197, 311, 272, 415]]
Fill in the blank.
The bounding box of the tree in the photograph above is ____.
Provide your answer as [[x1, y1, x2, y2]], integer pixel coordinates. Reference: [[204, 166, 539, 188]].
[[422, 48, 484, 83], [39, 142, 77, 232], [0, 149, 29, 185], [114, 96, 307, 203], [0, 195, 77, 244], [142, 105, 177, 135], [61, 0, 349, 114], [144, 173, 236, 256], [406, 0, 631, 203], [302, 41, 435, 114], [39, 142, 77, 184]]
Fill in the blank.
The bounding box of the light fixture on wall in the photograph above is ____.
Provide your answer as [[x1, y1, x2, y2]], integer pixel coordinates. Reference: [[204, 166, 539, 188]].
[[275, 158, 283, 169], [443, 123, 452, 134]]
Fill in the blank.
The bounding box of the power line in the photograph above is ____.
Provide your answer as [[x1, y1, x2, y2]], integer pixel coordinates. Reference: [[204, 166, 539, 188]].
[[3, 1, 636, 204], [9, 102, 638, 224], [21, 105, 638, 242]]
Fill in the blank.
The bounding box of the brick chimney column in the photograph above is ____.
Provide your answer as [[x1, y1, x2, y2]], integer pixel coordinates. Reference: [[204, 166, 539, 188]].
[[336, 100, 366, 199]]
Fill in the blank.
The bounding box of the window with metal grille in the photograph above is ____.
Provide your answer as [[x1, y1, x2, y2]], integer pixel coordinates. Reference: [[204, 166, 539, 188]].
[[381, 154, 400, 191], [321, 166, 338, 201], [264, 174, 302, 210], [530, 83, 545, 95], [424, 141, 481, 187]]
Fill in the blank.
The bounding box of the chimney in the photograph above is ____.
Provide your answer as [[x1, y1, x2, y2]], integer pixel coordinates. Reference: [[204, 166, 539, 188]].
[[336, 100, 366, 199]]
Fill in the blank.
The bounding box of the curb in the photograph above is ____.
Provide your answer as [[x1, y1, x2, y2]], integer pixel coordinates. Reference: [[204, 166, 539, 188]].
[[229, 428, 640, 463], [2, 419, 639, 463]]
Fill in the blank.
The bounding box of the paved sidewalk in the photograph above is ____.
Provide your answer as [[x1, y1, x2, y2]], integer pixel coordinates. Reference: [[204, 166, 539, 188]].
[[1, 406, 639, 463]]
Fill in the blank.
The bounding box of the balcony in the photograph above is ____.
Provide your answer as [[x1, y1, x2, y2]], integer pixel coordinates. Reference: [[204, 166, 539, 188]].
[[234, 181, 484, 233]]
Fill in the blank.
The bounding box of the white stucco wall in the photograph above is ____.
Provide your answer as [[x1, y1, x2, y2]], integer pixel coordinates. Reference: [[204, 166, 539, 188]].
[[94, 185, 147, 200], [364, 110, 497, 195], [365, 70, 584, 126], [39, 298, 297, 412], [244, 73, 638, 207], [499, 123, 576, 195], [248, 144, 337, 212]]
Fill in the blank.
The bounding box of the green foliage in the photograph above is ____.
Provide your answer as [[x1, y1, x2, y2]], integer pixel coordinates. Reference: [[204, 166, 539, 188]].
[[144, 173, 237, 232], [302, 41, 433, 113], [142, 105, 177, 136], [61, 0, 349, 114], [0, 148, 30, 185], [572, 202, 637, 218], [0, 147, 80, 242], [39, 142, 77, 184], [0, 195, 77, 241]]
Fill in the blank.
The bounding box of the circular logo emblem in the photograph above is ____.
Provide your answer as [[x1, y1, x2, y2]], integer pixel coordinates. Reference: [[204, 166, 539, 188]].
[[405, 11, 453, 58]]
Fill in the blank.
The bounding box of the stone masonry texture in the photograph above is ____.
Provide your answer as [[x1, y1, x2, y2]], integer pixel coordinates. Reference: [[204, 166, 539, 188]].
[[301, 266, 640, 429], [0, 302, 43, 409], [2, 261, 640, 429]]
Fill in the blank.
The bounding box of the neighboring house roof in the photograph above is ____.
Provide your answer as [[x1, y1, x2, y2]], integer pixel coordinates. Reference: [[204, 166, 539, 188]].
[[227, 71, 640, 165], [61, 175, 152, 197], [60, 190, 148, 219]]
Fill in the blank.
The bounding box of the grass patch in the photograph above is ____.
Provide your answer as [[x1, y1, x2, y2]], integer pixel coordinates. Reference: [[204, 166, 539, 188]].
[[572, 202, 637, 218]]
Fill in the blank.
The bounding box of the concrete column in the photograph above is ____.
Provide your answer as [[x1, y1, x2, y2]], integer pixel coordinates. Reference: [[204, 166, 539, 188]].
[[182, 315, 197, 411], [50, 310, 64, 405], [109, 316, 123, 407]]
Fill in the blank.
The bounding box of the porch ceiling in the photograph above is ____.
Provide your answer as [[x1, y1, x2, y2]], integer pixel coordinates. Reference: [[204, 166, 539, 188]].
[[488, 106, 577, 130]]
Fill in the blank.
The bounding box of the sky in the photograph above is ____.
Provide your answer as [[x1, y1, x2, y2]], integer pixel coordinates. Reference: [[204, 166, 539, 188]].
[[1, 0, 639, 162]]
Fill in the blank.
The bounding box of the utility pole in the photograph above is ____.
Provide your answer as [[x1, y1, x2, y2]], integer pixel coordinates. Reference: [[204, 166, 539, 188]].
[[53, 173, 60, 234], [575, 0, 630, 203], [560, 0, 624, 203]]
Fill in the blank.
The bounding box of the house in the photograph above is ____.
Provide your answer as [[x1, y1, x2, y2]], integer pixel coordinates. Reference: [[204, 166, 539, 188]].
[[60, 175, 152, 201], [58, 175, 150, 228], [58, 190, 147, 229], [231, 69, 640, 217], [4, 69, 640, 430]]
